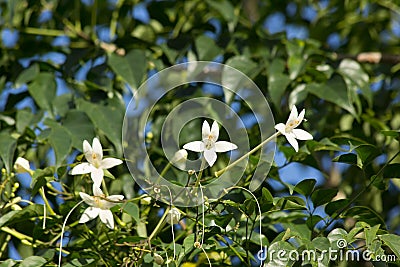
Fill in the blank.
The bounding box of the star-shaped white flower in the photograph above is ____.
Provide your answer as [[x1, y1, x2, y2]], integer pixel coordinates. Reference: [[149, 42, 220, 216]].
[[183, 120, 237, 167], [70, 138, 122, 187], [79, 186, 124, 229], [14, 157, 32, 174], [274, 106, 313, 152]]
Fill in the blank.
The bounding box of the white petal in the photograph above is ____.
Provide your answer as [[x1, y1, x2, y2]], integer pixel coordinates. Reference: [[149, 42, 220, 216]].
[[202, 120, 211, 140], [183, 141, 204, 152], [99, 209, 114, 229], [292, 129, 313, 140], [285, 133, 299, 152], [93, 185, 104, 197], [107, 194, 124, 202], [79, 192, 95, 206], [103, 195, 124, 209], [83, 140, 93, 164], [215, 141, 238, 152], [70, 163, 93, 175], [210, 121, 219, 141], [287, 105, 298, 124], [92, 138, 103, 160], [171, 149, 188, 163], [297, 109, 305, 125], [274, 123, 286, 135], [91, 168, 104, 187], [101, 158, 123, 169], [14, 157, 31, 173], [204, 149, 217, 167], [79, 207, 99, 223]]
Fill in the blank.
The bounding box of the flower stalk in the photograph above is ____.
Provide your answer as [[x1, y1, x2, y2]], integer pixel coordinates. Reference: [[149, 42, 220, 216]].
[[215, 132, 280, 177]]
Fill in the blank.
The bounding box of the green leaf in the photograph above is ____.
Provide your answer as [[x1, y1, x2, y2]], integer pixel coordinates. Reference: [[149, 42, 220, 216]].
[[293, 178, 316, 196], [206, 0, 235, 22], [62, 259, 95, 267], [307, 138, 345, 152], [364, 224, 380, 247], [44, 119, 72, 166], [183, 233, 195, 255], [325, 199, 350, 216], [306, 76, 358, 119], [268, 59, 291, 108], [337, 59, 372, 106], [15, 63, 39, 87], [285, 40, 307, 79], [20, 256, 46, 267], [28, 72, 56, 113], [30, 167, 55, 197], [195, 35, 222, 61], [222, 55, 258, 103], [380, 234, 400, 259], [16, 109, 34, 133], [213, 213, 233, 228], [306, 215, 323, 229], [381, 130, 400, 137], [63, 110, 95, 149], [383, 163, 400, 179], [108, 49, 147, 90], [333, 153, 360, 167], [344, 206, 385, 226], [311, 188, 338, 207], [0, 210, 19, 228], [353, 143, 380, 167], [0, 259, 16, 267], [0, 132, 17, 173], [266, 241, 296, 266], [289, 84, 308, 108], [0, 205, 44, 228], [76, 97, 124, 155], [121, 202, 140, 223]]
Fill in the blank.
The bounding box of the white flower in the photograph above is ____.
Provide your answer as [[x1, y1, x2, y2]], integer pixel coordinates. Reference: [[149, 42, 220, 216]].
[[14, 157, 32, 173], [153, 253, 164, 265], [274, 106, 313, 152], [70, 138, 122, 187], [183, 121, 237, 167], [79, 186, 124, 229], [166, 207, 181, 225], [171, 149, 188, 169]]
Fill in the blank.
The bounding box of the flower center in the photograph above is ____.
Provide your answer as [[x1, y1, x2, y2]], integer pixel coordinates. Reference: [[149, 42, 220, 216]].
[[205, 139, 214, 150], [286, 119, 300, 132], [91, 154, 101, 168], [94, 195, 106, 209]]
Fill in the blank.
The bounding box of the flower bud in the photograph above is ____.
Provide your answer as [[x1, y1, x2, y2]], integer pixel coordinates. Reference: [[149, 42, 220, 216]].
[[14, 157, 31, 174], [153, 253, 164, 265], [171, 149, 188, 169], [140, 196, 152, 205], [166, 207, 181, 225], [194, 241, 201, 248]]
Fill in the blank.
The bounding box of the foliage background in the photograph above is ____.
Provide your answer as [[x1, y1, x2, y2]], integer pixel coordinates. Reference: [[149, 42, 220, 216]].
[[0, 0, 400, 266]]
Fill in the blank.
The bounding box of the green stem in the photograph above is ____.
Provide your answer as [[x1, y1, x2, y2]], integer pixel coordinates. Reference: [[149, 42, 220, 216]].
[[39, 187, 56, 216], [22, 27, 74, 37], [101, 179, 109, 196], [215, 132, 280, 177], [148, 206, 171, 248], [194, 158, 206, 189]]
